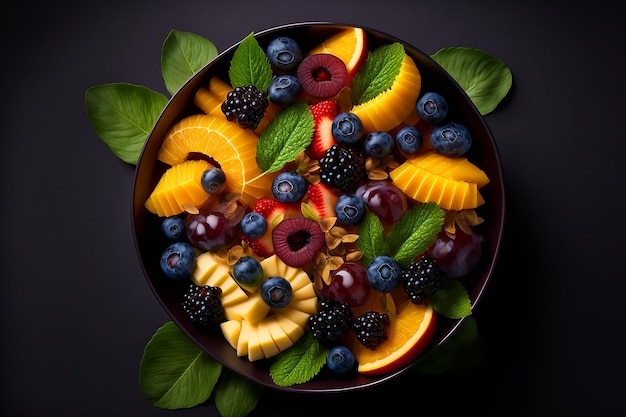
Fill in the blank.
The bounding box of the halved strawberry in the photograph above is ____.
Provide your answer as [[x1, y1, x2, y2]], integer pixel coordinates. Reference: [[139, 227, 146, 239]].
[[308, 100, 339, 160], [305, 182, 338, 220], [243, 197, 301, 257]]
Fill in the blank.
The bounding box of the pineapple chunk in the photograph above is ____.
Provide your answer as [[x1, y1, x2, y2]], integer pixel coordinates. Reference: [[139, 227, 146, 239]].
[[220, 320, 241, 350]]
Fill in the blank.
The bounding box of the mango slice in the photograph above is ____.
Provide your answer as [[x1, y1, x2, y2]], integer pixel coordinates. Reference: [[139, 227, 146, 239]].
[[390, 151, 489, 210], [351, 53, 422, 133]]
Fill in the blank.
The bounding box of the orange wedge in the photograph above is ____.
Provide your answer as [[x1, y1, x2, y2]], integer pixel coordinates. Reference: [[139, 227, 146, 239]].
[[342, 289, 437, 375], [308, 27, 367, 81], [157, 114, 275, 207]]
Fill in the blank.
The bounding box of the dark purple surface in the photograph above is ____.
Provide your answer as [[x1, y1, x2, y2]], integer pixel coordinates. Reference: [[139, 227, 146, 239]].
[[2, 1, 624, 416]]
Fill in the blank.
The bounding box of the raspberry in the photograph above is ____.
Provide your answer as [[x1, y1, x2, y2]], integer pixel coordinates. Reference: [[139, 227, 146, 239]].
[[318, 144, 366, 192], [402, 256, 441, 304], [182, 283, 225, 326], [221, 85, 269, 130], [353, 311, 389, 350], [308, 299, 354, 344]]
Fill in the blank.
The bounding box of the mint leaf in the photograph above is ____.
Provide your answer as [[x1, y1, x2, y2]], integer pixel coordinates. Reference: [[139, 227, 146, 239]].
[[413, 315, 483, 375], [387, 203, 445, 267], [357, 211, 391, 266], [214, 369, 263, 417], [85, 82, 168, 165], [269, 333, 328, 387], [351, 42, 405, 104], [430, 279, 472, 319], [138, 322, 222, 409], [431, 47, 512, 116], [162, 29, 218, 95], [256, 101, 314, 172], [229, 32, 273, 90]]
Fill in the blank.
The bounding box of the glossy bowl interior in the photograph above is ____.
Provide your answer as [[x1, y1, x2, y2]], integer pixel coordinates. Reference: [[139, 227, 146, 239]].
[[132, 22, 505, 393]]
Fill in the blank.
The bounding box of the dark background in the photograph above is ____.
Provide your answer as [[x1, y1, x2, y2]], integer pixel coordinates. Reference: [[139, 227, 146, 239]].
[[2, 1, 624, 416]]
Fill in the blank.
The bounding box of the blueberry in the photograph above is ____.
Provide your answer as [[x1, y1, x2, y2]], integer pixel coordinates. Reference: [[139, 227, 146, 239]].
[[327, 345, 355, 375], [268, 75, 302, 106], [266, 37, 303, 72], [260, 276, 292, 308], [364, 131, 394, 158], [160, 242, 196, 280], [161, 216, 186, 240], [366, 255, 402, 292], [272, 172, 308, 203], [395, 125, 423, 154], [232, 256, 264, 287], [430, 122, 472, 157], [332, 112, 363, 145], [335, 194, 365, 225], [416, 92, 448, 123], [201, 168, 226, 194], [240, 212, 268, 239]]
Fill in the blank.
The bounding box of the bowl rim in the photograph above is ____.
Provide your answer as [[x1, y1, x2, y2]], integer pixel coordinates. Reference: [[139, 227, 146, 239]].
[[132, 21, 506, 393]]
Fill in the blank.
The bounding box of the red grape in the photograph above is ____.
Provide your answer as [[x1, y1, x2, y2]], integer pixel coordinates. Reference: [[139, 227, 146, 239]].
[[426, 229, 484, 278], [317, 262, 370, 307], [185, 209, 238, 251]]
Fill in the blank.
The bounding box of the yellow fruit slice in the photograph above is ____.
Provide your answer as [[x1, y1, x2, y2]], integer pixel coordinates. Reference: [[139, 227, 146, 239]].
[[257, 321, 281, 358], [220, 320, 241, 350], [216, 254, 318, 361], [343, 290, 437, 375], [194, 77, 233, 117], [390, 151, 489, 211], [351, 53, 421, 133], [308, 27, 367, 81], [157, 114, 274, 207], [145, 159, 213, 217], [408, 151, 490, 187]]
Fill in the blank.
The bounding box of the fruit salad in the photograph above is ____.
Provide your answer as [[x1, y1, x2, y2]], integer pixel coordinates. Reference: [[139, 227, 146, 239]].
[[144, 26, 491, 383]]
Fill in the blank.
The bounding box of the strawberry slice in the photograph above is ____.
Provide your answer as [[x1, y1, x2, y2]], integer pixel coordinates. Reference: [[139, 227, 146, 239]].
[[243, 197, 301, 257], [305, 182, 338, 220], [308, 100, 339, 160]]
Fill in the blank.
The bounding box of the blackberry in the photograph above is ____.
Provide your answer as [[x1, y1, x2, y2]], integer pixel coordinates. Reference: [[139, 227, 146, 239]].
[[318, 144, 366, 192], [182, 283, 225, 326], [402, 256, 442, 304], [353, 311, 389, 350], [221, 85, 269, 130], [308, 299, 354, 344]]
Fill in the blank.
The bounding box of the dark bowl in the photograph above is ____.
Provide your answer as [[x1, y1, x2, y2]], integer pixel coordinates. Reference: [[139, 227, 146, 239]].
[[132, 22, 505, 393]]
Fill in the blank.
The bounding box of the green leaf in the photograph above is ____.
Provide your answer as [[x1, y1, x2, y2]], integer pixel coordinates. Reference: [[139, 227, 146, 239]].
[[161, 29, 218, 95], [357, 211, 391, 266], [229, 32, 273, 90], [430, 279, 473, 319], [351, 42, 405, 104], [269, 333, 328, 387], [431, 47, 512, 115], [214, 369, 264, 417], [138, 322, 223, 409], [387, 203, 445, 268], [256, 101, 314, 172], [85, 82, 168, 164], [413, 315, 483, 375]]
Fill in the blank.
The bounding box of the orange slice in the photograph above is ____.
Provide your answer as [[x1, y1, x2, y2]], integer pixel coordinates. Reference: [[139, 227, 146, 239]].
[[157, 114, 275, 207], [343, 289, 437, 375], [308, 27, 367, 81]]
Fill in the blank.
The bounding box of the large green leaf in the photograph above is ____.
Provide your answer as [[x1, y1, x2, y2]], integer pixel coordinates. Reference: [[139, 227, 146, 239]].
[[139, 322, 223, 409], [214, 369, 264, 417], [85, 82, 167, 164], [161, 29, 218, 95], [431, 47, 512, 115]]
